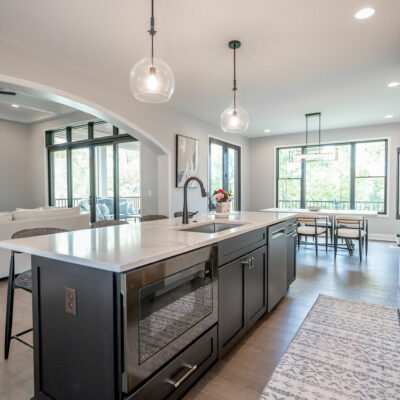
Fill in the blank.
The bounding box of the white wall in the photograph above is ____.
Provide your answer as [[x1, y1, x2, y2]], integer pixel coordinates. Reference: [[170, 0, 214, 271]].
[[0, 119, 32, 211], [249, 122, 400, 239], [141, 143, 159, 215], [0, 39, 250, 217]]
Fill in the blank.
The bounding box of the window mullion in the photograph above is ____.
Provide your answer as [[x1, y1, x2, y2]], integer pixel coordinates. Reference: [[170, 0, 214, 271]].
[[66, 127, 73, 208], [350, 142, 356, 210], [223, 146, 229, 192], [301, 147, 306, 208], [114, 143, 120, 219]]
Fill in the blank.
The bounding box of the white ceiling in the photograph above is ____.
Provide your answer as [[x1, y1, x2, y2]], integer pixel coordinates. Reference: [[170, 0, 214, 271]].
[[0, 0, 399, 137], [0, 89, 77, 123]]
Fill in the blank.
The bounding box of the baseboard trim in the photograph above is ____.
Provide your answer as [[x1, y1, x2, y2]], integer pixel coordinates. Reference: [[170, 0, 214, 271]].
[[369, 233, 396, 242]]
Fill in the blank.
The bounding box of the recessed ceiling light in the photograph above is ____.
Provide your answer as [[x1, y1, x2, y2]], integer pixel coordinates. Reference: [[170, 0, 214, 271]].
[[384, 114, 393, 119], [354, 8, 375, 19], [264, 129, 271, 133], [387, 81, 400, 88], [11, 104, 20, 108]]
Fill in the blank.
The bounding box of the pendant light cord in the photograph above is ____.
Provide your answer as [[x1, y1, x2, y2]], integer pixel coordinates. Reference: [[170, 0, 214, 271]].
[[233, 44, 237, 110], [148, 0, 156, 66]]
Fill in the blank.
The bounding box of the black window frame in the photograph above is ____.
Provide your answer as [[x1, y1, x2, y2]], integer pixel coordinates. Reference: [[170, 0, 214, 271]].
[[209, 138, 241, 211], [276, 139, 388, 214], [46, 120, 139, 223]]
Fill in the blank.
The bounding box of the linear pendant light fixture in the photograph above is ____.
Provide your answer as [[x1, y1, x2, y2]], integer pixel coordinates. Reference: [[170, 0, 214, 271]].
[[129, 0, 175, 103], [220, 40, 249, 133], [290, 113, 338, 162]]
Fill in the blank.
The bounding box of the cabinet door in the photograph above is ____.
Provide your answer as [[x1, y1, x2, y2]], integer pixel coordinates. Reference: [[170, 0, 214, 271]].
[[246, 246, 267, 329], [268, 224, 288, 312], [287, 231, 297, 287], [218, 259, 246, 357]]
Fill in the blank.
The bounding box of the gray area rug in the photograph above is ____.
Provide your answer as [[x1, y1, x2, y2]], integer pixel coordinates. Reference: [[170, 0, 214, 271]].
[[260, 295, 400, 399]]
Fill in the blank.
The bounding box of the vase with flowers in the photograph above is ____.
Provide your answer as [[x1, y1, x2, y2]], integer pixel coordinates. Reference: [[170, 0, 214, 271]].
[[212, 189, 232, 214]]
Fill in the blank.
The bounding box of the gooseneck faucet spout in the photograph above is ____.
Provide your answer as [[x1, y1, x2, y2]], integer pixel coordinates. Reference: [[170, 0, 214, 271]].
[[182, 177, 207, 224]]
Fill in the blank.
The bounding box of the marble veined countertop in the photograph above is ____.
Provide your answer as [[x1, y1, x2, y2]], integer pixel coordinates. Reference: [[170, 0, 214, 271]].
[[0, 212, 295, 273]]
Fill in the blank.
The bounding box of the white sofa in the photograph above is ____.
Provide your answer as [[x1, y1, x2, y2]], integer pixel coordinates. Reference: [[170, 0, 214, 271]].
[[0, 207, 90, 278]]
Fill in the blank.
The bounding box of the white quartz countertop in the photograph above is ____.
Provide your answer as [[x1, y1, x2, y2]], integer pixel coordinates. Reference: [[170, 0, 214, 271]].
[[0, 212, 295, 273], [261, 207, 378, 217]]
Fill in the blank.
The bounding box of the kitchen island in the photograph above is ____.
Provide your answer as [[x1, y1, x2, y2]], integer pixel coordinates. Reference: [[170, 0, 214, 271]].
[[0, 212, 298, 400]]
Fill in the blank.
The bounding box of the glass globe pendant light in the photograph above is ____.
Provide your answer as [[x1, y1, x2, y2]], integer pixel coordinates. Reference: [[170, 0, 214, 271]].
[[220, 40, 249, 133], [129, 0, 175, 103]]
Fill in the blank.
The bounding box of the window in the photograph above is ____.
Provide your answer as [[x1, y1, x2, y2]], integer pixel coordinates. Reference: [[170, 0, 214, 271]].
[[47, 121, 141, 222], [209, 138, 241, 211], [276, 139, 388, 214]]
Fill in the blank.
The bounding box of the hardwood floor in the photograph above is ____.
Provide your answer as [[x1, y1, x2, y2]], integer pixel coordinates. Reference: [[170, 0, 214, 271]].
[[0, 241, 399, 400]]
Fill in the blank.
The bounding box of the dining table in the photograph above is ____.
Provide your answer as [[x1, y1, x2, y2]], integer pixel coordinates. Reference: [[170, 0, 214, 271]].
[[261, 207, 378, 255]]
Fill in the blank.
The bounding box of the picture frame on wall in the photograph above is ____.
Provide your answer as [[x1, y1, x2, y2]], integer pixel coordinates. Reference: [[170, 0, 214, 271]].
[[176, 134, 199, 188]]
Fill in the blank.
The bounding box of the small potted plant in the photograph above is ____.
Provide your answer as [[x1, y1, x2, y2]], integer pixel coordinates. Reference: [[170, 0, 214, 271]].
[[212, 189, 232, 214]]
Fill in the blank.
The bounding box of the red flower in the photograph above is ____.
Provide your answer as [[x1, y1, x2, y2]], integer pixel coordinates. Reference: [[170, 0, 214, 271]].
[[218, 188, 223, 193]]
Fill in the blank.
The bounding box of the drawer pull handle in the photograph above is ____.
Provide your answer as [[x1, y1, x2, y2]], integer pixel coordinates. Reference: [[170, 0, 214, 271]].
[[166, 363, 198, 388], [241, 259, 251, 265]]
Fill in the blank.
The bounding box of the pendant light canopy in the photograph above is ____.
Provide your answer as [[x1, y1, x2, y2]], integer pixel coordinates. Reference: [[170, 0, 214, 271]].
[[290, 113, 338, 162], [130, 0, 175, 103], [220, 40, 249, 133]]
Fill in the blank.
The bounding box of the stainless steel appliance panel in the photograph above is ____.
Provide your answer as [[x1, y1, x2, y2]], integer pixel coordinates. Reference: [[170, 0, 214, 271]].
[[121, 245, 218, 393]]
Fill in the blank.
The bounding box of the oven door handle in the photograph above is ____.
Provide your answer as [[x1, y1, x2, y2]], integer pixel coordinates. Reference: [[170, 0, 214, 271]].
[[165, 363, 198, 388]]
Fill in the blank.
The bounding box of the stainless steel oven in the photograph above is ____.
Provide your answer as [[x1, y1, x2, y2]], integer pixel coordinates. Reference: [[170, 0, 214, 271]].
[[121, 245, 218, 394]]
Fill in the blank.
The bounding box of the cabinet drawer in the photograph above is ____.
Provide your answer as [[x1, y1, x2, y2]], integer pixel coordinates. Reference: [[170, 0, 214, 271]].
[[126, 325, 217, 400], [218, 228, 267, 266]]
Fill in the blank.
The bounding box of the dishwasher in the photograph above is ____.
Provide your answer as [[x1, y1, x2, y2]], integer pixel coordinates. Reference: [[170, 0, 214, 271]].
[[268, 221, 288, 312]]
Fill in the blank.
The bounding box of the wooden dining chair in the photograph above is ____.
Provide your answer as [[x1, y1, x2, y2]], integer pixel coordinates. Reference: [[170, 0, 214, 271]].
[[334, 217, 368, 261], [4, 227, 68, 359], [297, 215, 329, 256]]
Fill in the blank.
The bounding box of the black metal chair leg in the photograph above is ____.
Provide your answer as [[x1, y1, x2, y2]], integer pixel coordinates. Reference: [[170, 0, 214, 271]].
[[315, 235, 318, 257], [325, 230, 328, 252], [359, 238, 363, 262], [4, 254, 15, 360], [334, 233, 337, 258], [365, 234, 368, 256], [297, 234, 301, 250]]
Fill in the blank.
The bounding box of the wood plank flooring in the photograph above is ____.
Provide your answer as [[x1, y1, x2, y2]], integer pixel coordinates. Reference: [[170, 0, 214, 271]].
[[0, 241, 399, 400]]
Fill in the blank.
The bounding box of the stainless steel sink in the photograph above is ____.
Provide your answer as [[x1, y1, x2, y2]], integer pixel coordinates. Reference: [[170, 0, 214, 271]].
[[178, 222, 243, 233]]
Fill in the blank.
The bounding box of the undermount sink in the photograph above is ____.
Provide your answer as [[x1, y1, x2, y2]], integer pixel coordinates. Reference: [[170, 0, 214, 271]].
[[178, 222, 243, 234]]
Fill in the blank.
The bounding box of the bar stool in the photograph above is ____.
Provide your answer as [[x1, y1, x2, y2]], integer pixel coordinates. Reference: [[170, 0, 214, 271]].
[[141, 215, 168, 222], [91, 220, 128, 229], [334, 217, 368, 261], [297, 215, 329, 256], [4, 227, 68, 359]]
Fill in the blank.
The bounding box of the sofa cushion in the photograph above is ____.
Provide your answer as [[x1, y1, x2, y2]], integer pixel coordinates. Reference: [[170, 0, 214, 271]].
[[12, 206, 80, 221], [0, 212, 12, 223]]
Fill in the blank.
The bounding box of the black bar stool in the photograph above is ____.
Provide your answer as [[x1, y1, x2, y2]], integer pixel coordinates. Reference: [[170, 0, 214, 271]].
[[4, 227, 68, 359]]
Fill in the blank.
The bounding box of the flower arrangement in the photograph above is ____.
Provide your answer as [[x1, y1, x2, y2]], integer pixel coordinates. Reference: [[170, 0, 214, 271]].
[[212, 188, 232, 203]]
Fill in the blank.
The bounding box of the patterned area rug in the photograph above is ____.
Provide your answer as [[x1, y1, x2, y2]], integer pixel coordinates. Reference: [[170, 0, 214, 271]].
[[260, 295, 400, 400]]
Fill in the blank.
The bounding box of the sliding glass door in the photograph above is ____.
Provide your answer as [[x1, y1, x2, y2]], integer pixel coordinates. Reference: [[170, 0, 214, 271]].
[[94, 144, 114, 221], [72, 147, 90, 209], [209, 138, 241, 211], [47, 121, 141, 223]]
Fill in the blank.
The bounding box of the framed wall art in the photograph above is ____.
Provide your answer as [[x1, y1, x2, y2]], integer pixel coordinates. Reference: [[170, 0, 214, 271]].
[[176, 134, 199, 188]]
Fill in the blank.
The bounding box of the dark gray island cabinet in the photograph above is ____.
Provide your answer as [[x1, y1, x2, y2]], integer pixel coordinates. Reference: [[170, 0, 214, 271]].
[[28, 219, 296, 400]]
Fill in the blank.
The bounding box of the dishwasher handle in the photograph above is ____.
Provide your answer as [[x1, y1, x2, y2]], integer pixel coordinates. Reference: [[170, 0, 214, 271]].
[[271, 228, 286, 239]]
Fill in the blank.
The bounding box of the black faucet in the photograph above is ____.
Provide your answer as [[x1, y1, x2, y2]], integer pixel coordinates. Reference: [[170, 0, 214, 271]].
[[182, 177, 207, 224]]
